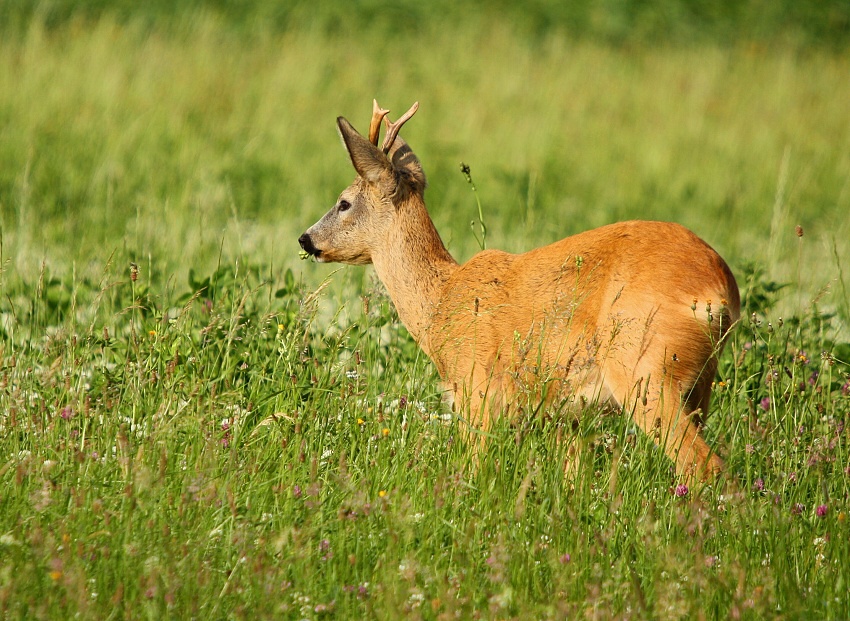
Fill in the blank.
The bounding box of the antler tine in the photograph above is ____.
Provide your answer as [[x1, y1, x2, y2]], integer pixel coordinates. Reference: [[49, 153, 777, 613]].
[[381, 101, 419, 154], [368, 99, 390, 147]]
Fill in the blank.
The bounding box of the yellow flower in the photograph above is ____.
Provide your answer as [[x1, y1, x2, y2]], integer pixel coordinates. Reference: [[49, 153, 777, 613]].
[[49, 571, 62, 581], [148, 330, 156, 337], [378, 490, 387, 498], [382, 428, 390, 437], [357, 418, 365, 425]]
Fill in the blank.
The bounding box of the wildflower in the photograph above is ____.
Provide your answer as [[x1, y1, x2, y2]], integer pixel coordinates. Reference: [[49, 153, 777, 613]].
[[797, 351, 809, 365], [704, 555, 718, 568], [759, 397, 771, 411], [559, 553, 571, 564], [788, 471, 797, 483], [314, 602, 334, 614], [293, 485, 302, 499], [808, 371, 819, 386], [745, 443, 754, 454], [49, 571, 62, 581], [59, 406, 73, 420], [148, 330, 156, 337], [753, 478, 765, 492], [378, 490, 387, 498], [382, 428, 389, 437], [816, 504, 828, 518], [319, 539, 332, 561], [841, 381, 850, 396], [674, 484, 688, 498], [357, 418, 365, 425], [792, 503, 805, 516]]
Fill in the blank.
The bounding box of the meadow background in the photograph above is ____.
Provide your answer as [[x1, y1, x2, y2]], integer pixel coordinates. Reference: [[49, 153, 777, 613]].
[[1, 1, 850, 618]]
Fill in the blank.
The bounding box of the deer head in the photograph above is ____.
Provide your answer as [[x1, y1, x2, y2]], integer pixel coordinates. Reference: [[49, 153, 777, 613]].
[[299, 100, 427, 265]]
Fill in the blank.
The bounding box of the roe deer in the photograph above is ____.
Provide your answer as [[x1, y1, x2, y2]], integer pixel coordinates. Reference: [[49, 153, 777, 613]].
[[299, 100, 740, 483]]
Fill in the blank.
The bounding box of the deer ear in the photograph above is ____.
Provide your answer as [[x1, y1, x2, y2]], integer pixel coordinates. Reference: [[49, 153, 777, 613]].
[[388, 135, 427, 192], [337, 117, 392, 185]]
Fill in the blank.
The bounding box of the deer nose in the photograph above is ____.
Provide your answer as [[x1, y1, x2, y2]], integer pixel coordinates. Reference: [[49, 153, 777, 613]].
[[299, 233, 318, 256]]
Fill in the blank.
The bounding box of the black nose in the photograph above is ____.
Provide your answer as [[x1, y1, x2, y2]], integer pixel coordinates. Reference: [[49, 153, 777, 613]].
[[299, 233, 318, 256]]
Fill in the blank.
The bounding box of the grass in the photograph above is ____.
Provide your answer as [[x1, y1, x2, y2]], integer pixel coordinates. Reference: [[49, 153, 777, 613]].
[[1, 6, 850, 619]]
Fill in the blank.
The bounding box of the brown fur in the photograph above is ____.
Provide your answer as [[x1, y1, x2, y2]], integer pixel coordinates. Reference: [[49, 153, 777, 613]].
[[300, 103, 740, 482]]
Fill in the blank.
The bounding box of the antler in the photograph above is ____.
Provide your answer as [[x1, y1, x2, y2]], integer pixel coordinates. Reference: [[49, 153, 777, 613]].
[[368, 99, 390, 147], [381, 101, 419, 154]]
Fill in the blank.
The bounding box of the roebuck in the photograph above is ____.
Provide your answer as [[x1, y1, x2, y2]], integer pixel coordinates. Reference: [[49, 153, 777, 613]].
[[299, 100, 740, 482]]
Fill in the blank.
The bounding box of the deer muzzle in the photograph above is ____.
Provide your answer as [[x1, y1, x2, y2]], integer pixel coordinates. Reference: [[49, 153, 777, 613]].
[[298, 233, 321, 259]]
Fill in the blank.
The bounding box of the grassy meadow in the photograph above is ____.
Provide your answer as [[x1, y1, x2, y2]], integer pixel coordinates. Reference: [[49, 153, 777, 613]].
[[1, 3, 850, 618]]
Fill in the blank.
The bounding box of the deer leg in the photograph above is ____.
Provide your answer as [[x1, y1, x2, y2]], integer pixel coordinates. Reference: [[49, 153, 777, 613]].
[[604, 363, 721, 483], [639, 372, 723, 483]]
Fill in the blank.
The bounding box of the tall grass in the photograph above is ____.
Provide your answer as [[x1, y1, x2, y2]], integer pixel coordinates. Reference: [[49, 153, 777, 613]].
[[1, 6, 849, 619]]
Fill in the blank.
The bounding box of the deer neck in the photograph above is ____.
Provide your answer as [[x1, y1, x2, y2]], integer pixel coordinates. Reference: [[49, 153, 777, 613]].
[[370, 201, 458, 350]]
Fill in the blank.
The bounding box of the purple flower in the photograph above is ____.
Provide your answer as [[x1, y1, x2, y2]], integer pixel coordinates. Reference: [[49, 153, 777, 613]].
[[816, 504, 828, 518], [808, 371, 819, 386], [759, 397, 771, 411], [792, 503, 805, 516], [674, 484, 689, 498], [319, 539, 330, 553], [293, 484, 302, 499], [753, 478, 765, 492], [59, 406, 73, 420], [559, 553, 571, 564]]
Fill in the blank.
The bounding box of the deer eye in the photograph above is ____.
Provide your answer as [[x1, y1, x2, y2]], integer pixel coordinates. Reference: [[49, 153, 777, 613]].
[[337, 200, 351, 212]]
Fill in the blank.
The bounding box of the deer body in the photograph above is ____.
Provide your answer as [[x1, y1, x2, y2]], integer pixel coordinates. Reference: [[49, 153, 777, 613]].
[[299, 101, 739, 482]]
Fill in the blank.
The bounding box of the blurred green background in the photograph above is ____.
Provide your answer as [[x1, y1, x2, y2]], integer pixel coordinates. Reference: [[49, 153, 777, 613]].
[[1, 0, 848, 317]]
